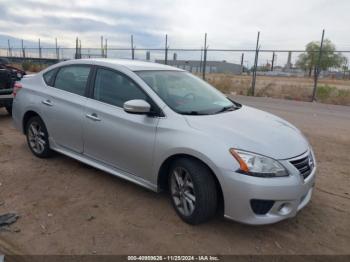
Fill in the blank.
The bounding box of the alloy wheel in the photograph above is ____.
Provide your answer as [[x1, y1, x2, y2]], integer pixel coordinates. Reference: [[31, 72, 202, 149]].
[[27, 121, 46, 154], [170, 167, 196, 217]]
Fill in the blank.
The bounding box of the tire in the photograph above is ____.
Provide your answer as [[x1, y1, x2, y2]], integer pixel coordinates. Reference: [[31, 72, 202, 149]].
[[25, 116, 52, 158], [169, 158, 218, 225], [5, 105, 12, 115]]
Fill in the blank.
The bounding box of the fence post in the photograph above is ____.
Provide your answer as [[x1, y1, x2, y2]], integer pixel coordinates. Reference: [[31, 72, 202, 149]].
[[271, 52, 275, 71], [38, 38, 42, 59], [21, 39, 25, 58], [105, 38, 107, 58], [202, 33, 207, 80], [131, 35, 135, 60], [7, 39, 11, 57], [199, 47, 203, 73], [251, 31, 260, 96], [100, 36, 104, 58], [55, 38, 59, 60], [240, 53, 244, 73], [75, 37, 78, 59], [165, 34, 168, 65], [312, 29, 325, 102], [79, 39, 82, 59]]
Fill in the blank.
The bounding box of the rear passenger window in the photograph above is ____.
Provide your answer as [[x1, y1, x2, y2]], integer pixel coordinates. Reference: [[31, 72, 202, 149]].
[[54, 66, 91, 96], [93, 68, 147, 107], [43, 68, 57, 86]]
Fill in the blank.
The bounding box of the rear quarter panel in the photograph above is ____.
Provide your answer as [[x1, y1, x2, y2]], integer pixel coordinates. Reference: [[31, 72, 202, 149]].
[[12, 74, 47, 133]]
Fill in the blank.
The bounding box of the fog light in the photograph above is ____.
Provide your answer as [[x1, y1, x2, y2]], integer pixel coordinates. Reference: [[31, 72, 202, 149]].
[[250, 199, 274, 215], [278, 203, 292, 215]]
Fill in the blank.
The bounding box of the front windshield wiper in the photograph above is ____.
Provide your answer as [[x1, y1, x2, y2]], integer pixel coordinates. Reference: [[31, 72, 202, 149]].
[[214, 105, 237, 114], [226, 97, 243, 108], [180, 111, 207, 115], [181, 106, 237, 115]]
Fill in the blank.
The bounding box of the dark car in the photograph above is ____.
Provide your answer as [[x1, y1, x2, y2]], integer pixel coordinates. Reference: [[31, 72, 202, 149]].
[[0, 58, 26, 114]]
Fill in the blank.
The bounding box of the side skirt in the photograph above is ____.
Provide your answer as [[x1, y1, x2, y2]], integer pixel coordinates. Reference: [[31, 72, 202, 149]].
[[50, 142, 158, 192]]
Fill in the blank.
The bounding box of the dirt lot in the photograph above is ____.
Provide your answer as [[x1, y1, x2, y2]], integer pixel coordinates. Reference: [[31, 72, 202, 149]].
[[0, 96, 349, 255]]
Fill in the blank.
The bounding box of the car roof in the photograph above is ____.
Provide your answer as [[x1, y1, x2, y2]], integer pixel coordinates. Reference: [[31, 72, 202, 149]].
[[64, 58, 184, 72]]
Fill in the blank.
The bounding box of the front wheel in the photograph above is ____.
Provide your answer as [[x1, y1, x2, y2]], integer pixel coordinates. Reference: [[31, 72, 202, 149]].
[[25, 116, 52, 158], [169, 158, 218, 225]]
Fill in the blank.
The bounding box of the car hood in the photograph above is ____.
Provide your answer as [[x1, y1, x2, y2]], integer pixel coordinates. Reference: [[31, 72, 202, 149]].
[[184, 105, 309, 160]]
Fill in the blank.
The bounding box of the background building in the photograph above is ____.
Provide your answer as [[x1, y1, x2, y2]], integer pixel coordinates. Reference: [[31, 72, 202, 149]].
[[155, 59, 243, 74]]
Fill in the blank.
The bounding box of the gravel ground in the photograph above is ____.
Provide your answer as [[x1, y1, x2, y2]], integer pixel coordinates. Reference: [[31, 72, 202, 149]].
[[0, 96, 349, 255]]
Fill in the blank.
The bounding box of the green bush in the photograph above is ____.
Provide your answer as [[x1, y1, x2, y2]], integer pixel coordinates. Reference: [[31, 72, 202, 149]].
[[317, 84, 350, 105], [317, 85, 335, 100], [246, 87, 253, 96]]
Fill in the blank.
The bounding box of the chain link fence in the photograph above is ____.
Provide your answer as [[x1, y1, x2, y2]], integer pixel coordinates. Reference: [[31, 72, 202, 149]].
[[1, 31, 350, 105]]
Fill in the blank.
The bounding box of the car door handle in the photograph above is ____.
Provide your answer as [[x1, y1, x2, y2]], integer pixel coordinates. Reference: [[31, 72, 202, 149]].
[[41, 99, 53, 106], [86, 113, 101, 121]]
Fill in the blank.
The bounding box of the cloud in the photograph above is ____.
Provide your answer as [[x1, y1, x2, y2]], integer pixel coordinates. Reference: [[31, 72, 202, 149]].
[[0, 0, 349, 64]]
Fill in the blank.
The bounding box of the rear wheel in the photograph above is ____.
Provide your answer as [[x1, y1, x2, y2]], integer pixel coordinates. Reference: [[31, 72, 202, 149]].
[[25, 116, 52, 158], [169, 158, 217, 225]]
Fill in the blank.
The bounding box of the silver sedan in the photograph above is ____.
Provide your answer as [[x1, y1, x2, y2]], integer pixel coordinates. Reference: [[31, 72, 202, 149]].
[[12, 59, 316, 225]]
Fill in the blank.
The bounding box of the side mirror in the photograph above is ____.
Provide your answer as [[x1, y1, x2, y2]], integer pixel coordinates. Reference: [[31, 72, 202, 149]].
[[123, 99, 151, 114]]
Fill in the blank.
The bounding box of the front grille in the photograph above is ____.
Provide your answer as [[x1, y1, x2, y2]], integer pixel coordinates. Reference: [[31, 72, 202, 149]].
[[250, 199, 275, 215], [290, 154, 314, 179]]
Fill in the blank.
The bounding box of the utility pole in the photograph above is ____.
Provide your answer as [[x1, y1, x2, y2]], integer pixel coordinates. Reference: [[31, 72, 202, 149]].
[[312, 29, 325, 102], [251, 31, 260, 96], [202, 33, 207, 80]]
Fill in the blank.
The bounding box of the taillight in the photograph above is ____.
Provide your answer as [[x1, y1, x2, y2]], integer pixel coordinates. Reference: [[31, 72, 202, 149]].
[[13, 82, 22, 97]]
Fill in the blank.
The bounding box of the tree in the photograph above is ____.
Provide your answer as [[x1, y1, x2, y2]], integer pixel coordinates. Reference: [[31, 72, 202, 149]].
[[296, 39, 347, 77]]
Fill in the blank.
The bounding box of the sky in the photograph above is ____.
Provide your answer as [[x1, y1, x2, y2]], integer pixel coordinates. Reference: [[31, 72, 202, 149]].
[[0, 0, 349, 65]]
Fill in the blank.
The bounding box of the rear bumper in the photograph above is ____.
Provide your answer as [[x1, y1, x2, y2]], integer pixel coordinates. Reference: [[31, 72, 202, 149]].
[[11, 99, 22, 132], [220, 155, 316, 225]]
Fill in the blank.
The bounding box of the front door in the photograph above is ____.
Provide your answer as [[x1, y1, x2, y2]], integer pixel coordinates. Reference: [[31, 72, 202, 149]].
[[83, 67, 159, 180]]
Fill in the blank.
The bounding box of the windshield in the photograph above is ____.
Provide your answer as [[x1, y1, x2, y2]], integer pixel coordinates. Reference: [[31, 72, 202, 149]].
[[136, 70, 238, 115]]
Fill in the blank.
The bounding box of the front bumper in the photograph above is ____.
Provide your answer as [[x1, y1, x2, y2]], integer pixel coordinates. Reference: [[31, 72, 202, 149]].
[[220, 151, 316, 225]]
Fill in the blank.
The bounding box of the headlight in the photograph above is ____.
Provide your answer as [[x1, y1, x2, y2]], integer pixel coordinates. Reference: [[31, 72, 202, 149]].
[[229, 149, 288, 177]]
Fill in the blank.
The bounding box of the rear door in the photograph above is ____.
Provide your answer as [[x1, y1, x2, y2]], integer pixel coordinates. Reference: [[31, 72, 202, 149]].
[[83, 67, 159, 180], [41, 65, 92, 153]]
